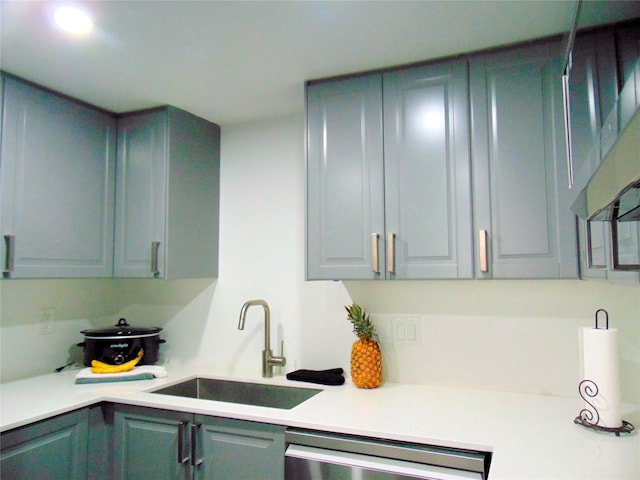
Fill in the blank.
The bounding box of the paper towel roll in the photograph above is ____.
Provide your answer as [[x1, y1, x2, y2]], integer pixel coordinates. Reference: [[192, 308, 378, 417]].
[[579, 327, 621, 428]]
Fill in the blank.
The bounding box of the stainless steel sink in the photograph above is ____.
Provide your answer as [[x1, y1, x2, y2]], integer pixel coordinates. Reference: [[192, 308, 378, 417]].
[[150, 377, 321, 409]]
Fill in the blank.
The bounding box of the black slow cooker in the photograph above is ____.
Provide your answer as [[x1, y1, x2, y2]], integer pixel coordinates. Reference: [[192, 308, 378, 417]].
[[78, 318, 165, 367]]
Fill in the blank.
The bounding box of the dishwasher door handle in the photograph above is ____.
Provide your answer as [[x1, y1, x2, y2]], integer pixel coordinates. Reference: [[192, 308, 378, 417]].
[[285, 445, 483, 480]]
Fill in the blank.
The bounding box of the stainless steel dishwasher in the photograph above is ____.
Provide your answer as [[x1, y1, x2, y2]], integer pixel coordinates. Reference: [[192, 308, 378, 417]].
[[285, 429, 491, 480]]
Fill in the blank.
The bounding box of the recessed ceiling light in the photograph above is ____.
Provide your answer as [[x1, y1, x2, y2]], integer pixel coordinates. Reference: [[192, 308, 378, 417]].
[[54, 6, 93, 35]]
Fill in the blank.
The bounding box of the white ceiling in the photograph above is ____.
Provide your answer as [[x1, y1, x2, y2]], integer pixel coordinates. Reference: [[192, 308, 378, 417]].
[[1, 1, 639, 126]]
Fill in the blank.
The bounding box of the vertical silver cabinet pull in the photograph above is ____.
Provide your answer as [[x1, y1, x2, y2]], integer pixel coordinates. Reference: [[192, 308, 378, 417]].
[[3, 235, 15, 273], [371, 233, 380, 274], [177, 421, 190, 464], [150, 241, 161, 275], [562, 73, 574, 188], [191, 422, 204, 467], [386, 233, 395, 274], [478, 229, 489, 273]]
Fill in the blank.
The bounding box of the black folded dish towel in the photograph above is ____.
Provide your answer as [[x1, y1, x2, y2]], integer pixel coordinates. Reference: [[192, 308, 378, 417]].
[[286, 368, 345, 386]]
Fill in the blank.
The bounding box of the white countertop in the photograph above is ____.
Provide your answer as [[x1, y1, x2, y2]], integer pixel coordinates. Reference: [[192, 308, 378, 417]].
[[1, 364, 638, 479]]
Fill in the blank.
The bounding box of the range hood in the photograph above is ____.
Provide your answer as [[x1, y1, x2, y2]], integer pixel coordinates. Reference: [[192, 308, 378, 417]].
[[571, 108, 640, 223]]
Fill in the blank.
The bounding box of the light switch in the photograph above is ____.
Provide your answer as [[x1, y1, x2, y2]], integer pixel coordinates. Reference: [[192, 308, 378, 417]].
[[397, 324, 406, 340], [406, 324, 416, 341], [391, 316, 421, 347]]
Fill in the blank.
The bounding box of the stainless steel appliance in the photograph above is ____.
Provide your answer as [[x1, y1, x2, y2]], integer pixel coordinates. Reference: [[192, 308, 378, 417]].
[[285, 429, 490, 480]]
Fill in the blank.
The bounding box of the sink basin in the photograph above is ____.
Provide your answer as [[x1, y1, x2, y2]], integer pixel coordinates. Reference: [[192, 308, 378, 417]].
[[150, 377, 321, 409]]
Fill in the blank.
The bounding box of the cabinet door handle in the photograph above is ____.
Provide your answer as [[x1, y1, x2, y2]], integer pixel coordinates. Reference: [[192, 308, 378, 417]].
[[386, 233, 395, 274], [3, 235, 15, 273], [562, 73, 574, 188], [478, 229, 489, 273], [177, 421, 190, 464], [190, 422, 204, 467], [371, 233, 380, 274], [150, 241, 161, 276]]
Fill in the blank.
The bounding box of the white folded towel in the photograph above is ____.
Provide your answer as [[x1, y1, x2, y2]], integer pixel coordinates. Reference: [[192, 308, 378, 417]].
[[75, 365, 167, 384]]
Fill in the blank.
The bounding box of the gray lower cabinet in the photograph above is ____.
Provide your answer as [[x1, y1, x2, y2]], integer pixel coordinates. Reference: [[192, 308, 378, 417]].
[[113, 404, 285, 480], [470, 40, 579, 279], [0, 75, 116, 278], [114, 107, 220, 279], [306, 58, 472, 280], [0, 408, 89, 479], [198, 415, 285, 480]]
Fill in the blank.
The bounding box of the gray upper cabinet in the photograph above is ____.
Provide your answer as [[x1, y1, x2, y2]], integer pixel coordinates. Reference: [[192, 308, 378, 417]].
[[114, 106, 220, 279], [470, 40, 578, 279], [306, 74, 385, 280], [567, 19, 640, 282], [616, 21, 640, 85], [383, 61, 472, 279], [1, 76, 220, 280], [0, 76, 116, 278], [615, 20, 640, 131], [306, 59, 472, 280], [566, 30, 616, 202]]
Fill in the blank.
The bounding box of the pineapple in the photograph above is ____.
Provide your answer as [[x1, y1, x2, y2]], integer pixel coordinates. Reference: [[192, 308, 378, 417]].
[[345, 304, 382, 389]]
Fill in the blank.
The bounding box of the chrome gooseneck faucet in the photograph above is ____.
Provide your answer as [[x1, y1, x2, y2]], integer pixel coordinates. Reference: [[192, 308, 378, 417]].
[[238, 299, 286, 378]]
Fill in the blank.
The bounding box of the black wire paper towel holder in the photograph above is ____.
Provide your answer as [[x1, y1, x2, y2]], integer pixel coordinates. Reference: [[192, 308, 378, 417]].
[[573, 309, 635, 436]]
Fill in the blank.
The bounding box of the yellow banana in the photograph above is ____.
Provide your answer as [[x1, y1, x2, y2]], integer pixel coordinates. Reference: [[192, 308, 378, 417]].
[[91, 348, 143, 369], [91, 349, 144, 374]]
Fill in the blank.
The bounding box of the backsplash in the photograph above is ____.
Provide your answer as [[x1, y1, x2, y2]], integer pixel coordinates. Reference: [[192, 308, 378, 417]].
[[1, 113, 638, 405]]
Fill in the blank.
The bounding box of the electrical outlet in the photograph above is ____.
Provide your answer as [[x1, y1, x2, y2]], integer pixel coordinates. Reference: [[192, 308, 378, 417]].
[[40, 307, 55, 335], [391, 316, 421, 347]]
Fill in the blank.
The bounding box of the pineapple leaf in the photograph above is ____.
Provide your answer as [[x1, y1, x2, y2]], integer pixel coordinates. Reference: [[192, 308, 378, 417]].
[[345, 303, 378, 341]]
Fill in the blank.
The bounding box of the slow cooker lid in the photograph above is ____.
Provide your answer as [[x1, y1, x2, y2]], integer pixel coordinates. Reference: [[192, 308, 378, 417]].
[[81, 318, 162, 337]]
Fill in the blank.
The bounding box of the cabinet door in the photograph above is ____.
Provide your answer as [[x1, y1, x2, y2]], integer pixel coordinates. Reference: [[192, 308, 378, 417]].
[[567, 31, 616, 199], [383, 60, 473, 279], [114, 107, 220, 279], [88, 404, 114, 480], [114, 109, 167, 278], [164, 107, 220, 279], [196, 416, 285, 480], [0, 76, 116, 278], [470, 41, 578, 278], [615, 20, 640, 90], [0, 409, 88, 479], [616, 21, 640, 132], [113, 405, 191, 480], [306, 75, 385, 280]]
